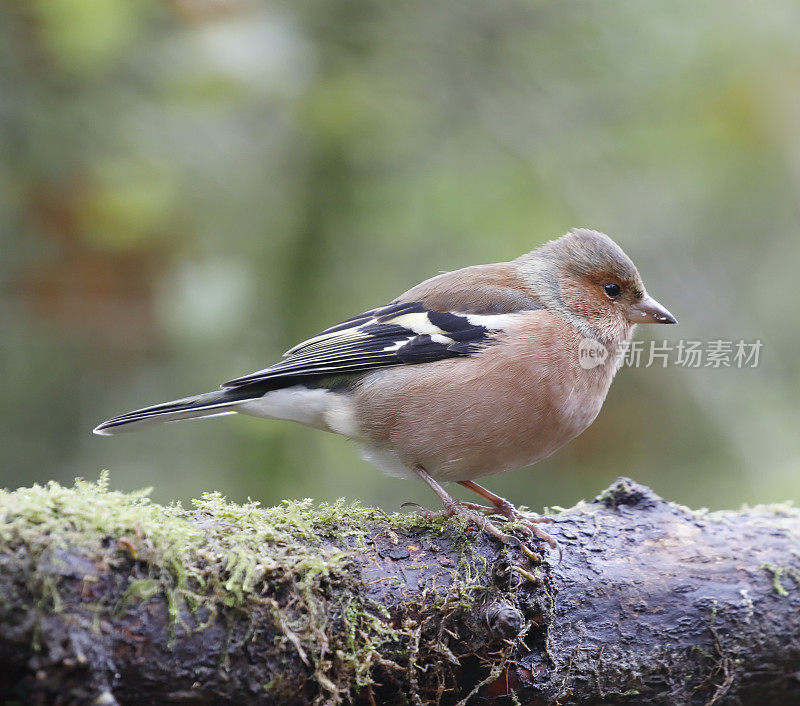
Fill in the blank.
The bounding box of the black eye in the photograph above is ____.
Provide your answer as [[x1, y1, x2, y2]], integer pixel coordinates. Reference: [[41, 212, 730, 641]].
[[604, 283, 621, 298]]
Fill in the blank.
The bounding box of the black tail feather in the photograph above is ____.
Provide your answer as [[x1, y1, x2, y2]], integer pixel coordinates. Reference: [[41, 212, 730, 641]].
[[93, 386, 263, 435]]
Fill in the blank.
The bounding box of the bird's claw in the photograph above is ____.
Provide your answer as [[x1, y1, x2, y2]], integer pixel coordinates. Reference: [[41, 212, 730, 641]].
[[402, 499, 562, 562], [403, 499, 520, 545], [405, 468, 561, 561], [465, 502, 561, 560]]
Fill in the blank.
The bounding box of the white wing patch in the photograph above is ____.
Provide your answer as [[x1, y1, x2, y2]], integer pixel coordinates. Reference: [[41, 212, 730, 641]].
[[386, 312, 446, 336], [465, 313, 518, 330]]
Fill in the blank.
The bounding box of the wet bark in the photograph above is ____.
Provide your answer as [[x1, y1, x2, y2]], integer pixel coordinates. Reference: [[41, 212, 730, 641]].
[[2, 478, 800, 705]]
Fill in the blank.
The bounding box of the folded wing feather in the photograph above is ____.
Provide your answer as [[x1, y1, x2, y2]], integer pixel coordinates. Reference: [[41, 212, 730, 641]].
[[221, 302, 518, 389]]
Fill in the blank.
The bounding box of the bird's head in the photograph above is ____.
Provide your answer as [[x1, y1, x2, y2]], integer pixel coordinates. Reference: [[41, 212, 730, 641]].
[[517, 228, 677, 342]]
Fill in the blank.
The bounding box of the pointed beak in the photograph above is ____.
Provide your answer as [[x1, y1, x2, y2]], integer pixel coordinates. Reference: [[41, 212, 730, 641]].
[[628, 295, 678, 325]]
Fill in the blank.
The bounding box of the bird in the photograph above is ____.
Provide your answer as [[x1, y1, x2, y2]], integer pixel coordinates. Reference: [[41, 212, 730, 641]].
[[94, 228, 676, 551]]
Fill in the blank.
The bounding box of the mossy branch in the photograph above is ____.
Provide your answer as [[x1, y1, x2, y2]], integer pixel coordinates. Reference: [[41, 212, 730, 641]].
[[2, 475, 800, 705]]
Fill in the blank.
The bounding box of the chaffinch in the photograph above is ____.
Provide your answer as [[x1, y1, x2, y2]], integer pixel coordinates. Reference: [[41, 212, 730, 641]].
[[95, 228, 676, 550]]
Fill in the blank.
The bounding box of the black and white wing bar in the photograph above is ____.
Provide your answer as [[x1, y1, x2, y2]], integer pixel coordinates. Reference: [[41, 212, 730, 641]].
[[222, 302, 516, 388]]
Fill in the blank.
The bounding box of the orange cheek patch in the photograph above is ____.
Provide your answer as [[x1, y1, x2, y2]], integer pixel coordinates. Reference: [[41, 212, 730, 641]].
[[559, 278, 610, 319]]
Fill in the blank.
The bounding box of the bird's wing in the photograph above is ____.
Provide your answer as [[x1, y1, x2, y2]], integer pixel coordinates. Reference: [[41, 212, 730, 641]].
[[221, 301, 521, 389]]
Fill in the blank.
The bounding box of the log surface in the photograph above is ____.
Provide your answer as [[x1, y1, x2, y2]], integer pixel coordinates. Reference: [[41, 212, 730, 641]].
[[1, 477, 799, 705]]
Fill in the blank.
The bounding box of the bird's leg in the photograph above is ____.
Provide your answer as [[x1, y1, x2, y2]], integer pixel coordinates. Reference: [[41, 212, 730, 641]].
[[458, 480, 559, 552], [410, 465, 517, 546]]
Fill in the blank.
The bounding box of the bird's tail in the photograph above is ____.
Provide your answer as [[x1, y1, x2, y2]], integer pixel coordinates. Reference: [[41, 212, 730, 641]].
[[93, 387, 259, 435]]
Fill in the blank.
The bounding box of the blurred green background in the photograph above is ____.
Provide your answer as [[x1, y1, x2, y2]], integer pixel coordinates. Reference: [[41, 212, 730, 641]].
[[1, 0, 799, 513]]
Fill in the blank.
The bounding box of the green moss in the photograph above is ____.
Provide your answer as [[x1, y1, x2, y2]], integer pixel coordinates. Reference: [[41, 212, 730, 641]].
[[759, 562, 800, 597], [115, 578, 160, 614], [0, 473, 425, 604], [0, 472, 495, 704]]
